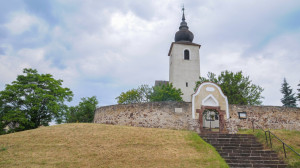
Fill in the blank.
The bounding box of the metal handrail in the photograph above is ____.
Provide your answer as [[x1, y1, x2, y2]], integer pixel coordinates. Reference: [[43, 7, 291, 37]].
[[251, 120, 269, 145], [251, 120, 300, 158]]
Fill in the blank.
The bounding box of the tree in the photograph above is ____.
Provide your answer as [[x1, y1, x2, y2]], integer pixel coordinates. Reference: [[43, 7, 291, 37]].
[[0, 103, 6, 134], [0, 68, 73, 133], [149, 83, 183, 102], [116, 85, 151, 104], [138, 84, 152, 102], [280, 78, 297, 107], [195, 71, 264, 105], [66, 96, 98, 123], [116, 89, 140, 104], [116, 84, 183, 104]]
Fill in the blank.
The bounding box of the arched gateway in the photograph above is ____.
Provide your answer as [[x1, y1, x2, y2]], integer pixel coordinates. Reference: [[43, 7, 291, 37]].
[[192, 82, 229, 133]]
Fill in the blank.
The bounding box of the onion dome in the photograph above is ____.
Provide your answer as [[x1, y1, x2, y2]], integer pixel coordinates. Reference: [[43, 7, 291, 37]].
[[174, 7, 194, 42]]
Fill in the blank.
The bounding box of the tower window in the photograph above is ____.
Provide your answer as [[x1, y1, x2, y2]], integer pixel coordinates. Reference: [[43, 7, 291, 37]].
[[186, 82, 188, 87], [184, 50, 190, 60]]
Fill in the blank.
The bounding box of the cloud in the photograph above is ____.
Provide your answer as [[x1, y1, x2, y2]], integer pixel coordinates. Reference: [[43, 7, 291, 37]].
[[201, 30, 300, 105], [4, 12, 47, 35], [0, 0, 300, 107]]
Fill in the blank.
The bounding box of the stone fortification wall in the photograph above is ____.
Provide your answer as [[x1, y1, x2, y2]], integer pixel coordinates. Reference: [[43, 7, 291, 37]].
[[93, 102, 201, 132], [94, 102, 300, 133], [228, 105, 300, 132]]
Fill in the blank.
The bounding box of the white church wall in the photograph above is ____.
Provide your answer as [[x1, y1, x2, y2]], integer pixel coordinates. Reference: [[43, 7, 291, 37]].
[[169, 43, 200, 102]]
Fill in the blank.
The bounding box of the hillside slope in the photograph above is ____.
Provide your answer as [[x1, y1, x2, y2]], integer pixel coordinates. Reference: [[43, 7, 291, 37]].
[[0, 123, 228, 168], [239, 129, 300, 167]]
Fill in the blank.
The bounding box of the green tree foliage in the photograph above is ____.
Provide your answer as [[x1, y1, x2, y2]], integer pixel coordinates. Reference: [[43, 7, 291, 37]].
[[0, 110, 5, 135], [116, 85, 151, 104], [0, 68, 73, 133], [138, 85, 152, 102], [280, 78, 297, 107], [195, 71, 264, 105], [116, 89, 141, 104], [116, 84, 183, 104], [66, 96, 98, 123], [149, 83, 183, 102]]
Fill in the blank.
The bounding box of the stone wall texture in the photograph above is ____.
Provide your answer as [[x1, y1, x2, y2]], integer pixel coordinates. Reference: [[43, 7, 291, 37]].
[[229, 105, 300, 132], [93, 102, 201, 132], [93, 102, 300, 133]]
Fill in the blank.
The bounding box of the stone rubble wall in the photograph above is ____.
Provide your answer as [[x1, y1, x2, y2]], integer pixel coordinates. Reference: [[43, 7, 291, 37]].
[[93, 101, 201, 133], [228, 105, 300, 132], [93, 102, 300, 133]]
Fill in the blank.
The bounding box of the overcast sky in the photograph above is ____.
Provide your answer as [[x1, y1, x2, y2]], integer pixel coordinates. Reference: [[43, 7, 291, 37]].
[[1, 0, 300, 107]]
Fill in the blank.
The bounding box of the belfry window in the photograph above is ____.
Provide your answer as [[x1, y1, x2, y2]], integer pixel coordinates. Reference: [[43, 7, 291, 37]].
[[184, 50, 190, 60]]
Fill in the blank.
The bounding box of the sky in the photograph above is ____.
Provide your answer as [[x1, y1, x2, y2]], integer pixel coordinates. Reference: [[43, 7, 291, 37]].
[[0, 0, 300, 107]]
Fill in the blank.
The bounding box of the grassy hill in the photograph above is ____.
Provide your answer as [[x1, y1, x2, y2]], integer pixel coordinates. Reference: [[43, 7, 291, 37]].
[[239, 129, 300, 167], [0, 124, 228, 168]]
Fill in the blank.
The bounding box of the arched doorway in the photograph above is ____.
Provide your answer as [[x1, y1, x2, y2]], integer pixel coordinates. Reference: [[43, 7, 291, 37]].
[[192, 82, 229, 134], [196, 106, 226, 133], [202, 109, 219, 132]]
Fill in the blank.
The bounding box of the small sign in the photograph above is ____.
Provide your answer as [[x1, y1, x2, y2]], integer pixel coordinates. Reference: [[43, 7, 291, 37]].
[[175, 108, 182, 113], [206, 87, 215, 92], [238, 112, 247, 119]]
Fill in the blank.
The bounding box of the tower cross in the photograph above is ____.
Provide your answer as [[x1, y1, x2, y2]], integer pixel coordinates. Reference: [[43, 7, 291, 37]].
[[182, 4, 185, 21]]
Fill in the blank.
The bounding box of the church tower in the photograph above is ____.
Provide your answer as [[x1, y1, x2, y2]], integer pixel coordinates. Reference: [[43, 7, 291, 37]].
[[168, 7, 201, 102]]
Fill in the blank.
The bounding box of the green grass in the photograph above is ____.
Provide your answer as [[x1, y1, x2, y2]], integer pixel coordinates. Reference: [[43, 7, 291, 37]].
[[239, 129, 300, 168], [186, 133, 228, 168], [0, 123, 228, 168], [0, 146, 6, 152]]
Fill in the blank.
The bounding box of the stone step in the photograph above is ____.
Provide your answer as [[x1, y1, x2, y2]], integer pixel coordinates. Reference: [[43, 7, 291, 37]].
[[201, 134, 254, 136], [202, 137, 256, 140], [203, 138, 258, 141], [225, 159, 285, 164], [202, 136, 257, 139], [215, 146, 264, 150], [252, 164, 287, 168], [200, 134, 255, 137], [202, 136, 256, 138], [223, 156, 283, 161], [210, 143, 263, 149], [217, 149, 277, 156], [208, 142, 263, 149], [205, 139, 258, 143], [219, 152, 278, 157], [228, 163, 288, 168], [199, 134, 287, 168]]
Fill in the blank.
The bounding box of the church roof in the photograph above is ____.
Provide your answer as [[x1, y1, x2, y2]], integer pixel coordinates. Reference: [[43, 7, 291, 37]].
[[174, 7, 194, 42]]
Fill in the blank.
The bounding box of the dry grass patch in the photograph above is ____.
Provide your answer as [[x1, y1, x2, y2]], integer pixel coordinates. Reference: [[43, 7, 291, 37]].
[[239, 129, 300, 168], [0, 123, 228, 168]]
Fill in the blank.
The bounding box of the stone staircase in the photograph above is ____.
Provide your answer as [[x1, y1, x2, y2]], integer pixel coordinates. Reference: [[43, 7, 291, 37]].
[[200, 134, 287, 168]]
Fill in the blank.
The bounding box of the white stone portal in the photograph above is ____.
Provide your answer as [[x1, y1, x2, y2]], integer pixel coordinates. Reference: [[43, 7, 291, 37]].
[[202, 94, 219, 106], [192, 82, 229, 119]]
